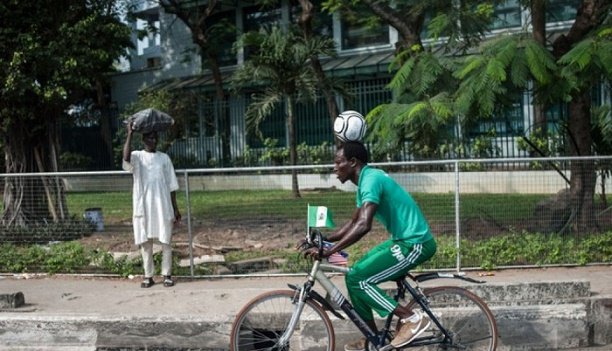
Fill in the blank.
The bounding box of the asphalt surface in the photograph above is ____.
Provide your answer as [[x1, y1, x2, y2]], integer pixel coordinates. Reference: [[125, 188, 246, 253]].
[[1, 265, 610, 319], [0, 265, 612, 351]]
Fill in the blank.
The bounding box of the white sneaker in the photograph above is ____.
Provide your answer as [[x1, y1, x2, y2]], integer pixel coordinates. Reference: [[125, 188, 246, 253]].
[[390, 311, 431, 348]]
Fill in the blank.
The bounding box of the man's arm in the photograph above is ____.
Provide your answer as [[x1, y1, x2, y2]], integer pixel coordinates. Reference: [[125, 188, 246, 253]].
[[321, 201, 378, 257], [122, 122, 133, 162], [171, 191, 181, 224]]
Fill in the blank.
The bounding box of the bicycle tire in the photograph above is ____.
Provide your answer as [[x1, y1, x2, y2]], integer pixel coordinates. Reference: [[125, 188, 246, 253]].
[[230, 289, 336, 351], [400, 286, 498, 350]]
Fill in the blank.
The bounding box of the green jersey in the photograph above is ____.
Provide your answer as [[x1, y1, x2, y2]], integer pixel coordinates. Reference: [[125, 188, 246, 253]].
[[356, 165, 433, 244]]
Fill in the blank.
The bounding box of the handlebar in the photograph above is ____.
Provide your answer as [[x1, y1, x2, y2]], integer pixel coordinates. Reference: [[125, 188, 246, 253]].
[[301, 229, 349, 266], [303, 228, 325, 259]]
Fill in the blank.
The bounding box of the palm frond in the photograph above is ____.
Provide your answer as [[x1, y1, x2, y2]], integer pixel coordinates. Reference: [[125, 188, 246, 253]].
[[559, 39, 594, 70], [414, 52, 445, 95], [485, 58, 507, 83], [430, 92, 454, 119], [454, 55, 484, 79], [524, 38, 556, 84], [245, 92, 282, 138], [387, 55, 416, 91], [510, 51, 530, 87]]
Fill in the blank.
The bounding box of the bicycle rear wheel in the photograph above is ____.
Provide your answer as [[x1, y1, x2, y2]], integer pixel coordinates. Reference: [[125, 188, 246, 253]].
[[403, 286, 498, 350], [230, 289, 336, 351]]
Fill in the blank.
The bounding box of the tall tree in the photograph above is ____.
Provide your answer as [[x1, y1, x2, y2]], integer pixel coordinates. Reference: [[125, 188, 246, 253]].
[[257, 0, 343, 139], [295, 0, 341, 134], [159, 0, 236, 166], [324, 0, 494, 159], [231, 26, 336, 198], [453, 0, 611, 230], [323, 0, 493, 57], [343, 0, 611, 230], [0, 0, 131, 226]]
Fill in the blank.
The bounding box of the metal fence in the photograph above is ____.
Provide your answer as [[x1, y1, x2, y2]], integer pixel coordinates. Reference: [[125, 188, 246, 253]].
[[1, 156, 611, 276]]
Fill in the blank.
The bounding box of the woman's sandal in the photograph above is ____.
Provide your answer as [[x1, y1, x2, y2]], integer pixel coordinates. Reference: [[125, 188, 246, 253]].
[[140, 277, 155, 288], [163, 275, 174, 287]]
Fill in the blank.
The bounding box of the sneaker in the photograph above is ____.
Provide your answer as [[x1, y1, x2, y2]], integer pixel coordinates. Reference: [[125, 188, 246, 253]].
[[390, 311, 431, 348], [344, 337, 366, 351], [140, 277, 154, 288], [163, 275, 175, 287]]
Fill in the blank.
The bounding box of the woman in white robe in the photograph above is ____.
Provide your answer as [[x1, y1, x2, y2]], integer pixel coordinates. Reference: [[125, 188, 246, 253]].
[[123, 123, 181, 288]]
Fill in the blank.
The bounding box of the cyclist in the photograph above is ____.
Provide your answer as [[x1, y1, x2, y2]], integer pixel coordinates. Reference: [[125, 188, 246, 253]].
[[302, 141, 437, 351]]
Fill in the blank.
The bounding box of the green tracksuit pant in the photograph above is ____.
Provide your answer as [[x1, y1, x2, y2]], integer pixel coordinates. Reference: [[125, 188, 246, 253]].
[[345, 238, 437, 321]]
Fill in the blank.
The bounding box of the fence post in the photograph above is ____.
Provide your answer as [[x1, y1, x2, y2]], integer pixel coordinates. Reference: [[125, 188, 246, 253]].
[[183, 170, 194, 277], [454, 161, 461, 272]]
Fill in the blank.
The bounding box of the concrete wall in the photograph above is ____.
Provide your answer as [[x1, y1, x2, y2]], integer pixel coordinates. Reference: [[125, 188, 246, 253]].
[[60, 170, 612, 195]]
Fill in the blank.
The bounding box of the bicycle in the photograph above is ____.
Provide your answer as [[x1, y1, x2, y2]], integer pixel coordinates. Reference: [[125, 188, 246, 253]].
[[230, 229, 498, 351]]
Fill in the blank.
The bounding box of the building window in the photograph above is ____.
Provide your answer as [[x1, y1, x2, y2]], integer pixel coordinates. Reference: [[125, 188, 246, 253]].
[[207, 11, 237, 67], [469, 97, 524, 138], [546, 0, 580, 23], [243, 4, 283, 31], [340, 18, 389, 50], [289, 0, 333, 38], [146, 57, 161, 68], [490, 0, 522, 30], [136, 15, 160, 56]]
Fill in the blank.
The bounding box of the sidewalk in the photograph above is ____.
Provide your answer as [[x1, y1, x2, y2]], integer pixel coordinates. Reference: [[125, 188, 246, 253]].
[[1, 265, 611, 350]]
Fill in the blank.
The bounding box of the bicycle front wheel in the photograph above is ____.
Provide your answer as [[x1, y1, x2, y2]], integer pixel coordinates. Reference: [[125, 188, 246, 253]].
[[230, 289, 336, 351], [404, 286, 498, 350]]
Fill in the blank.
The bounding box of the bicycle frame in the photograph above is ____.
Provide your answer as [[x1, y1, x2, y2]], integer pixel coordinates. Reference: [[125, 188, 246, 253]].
[[301, 260, 381, 347], [285, 259, 481, 350]]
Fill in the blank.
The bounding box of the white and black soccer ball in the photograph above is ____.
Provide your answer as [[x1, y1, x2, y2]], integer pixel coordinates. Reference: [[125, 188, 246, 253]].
[[333, 110, 367, 142]]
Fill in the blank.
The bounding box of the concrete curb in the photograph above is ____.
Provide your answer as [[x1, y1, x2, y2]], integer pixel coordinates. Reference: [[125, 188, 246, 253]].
[[1, 279, 610, 350]]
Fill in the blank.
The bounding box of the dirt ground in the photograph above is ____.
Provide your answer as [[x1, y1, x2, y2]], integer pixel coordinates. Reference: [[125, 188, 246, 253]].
[[77, 216, 503, 262], [76, 205, 612, 261], [77, 219, 312, 260]]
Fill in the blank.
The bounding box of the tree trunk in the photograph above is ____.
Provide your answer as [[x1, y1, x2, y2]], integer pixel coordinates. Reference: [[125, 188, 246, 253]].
[[362, 0, 423, 56], [96, 79, 114, 168], [2, 124, 29, 226], [296, 0, 340, 140], [567, 92, 597, 232], [286, 96, 300, 198], [530, 0, 548, 155], [161, 0, 231, 166], [1, 117, 67, 226], [551, 0, 608, 232], [205, 50, 231, 166]]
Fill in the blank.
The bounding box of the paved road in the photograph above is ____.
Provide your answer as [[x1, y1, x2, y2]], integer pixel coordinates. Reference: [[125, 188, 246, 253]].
[[1, 265, 610, 350], [1, 265, 610, 318]]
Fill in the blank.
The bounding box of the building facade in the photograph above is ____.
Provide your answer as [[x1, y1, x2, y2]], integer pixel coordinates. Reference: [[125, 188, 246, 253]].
[[109, 0, 607, 168]]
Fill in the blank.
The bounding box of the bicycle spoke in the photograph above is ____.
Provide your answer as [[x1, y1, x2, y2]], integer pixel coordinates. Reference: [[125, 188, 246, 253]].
[[230, 290, 335, 351], [406, 287, 498, 351]]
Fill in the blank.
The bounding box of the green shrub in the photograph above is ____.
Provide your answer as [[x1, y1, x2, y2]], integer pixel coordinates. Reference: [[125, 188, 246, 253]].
[[0, 217, 95, 244], [1, 231, 611, 275], [44, 242, 90, 274]]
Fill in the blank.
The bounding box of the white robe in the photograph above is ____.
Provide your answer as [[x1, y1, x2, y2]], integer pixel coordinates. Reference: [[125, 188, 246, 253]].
[[123, 150, 179, 245]]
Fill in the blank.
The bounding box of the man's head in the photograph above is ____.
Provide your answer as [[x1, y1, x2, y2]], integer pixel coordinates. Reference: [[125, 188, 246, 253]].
[[334, 141, 369, 184], [142, 131, 158, 152]]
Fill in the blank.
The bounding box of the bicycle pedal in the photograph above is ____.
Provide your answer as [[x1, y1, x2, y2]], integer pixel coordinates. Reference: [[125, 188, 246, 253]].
[[378, 344, 395, 351]]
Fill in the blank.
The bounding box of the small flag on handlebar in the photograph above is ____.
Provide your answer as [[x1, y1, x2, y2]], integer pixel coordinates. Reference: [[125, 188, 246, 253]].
[[307, 205, 336, 229]]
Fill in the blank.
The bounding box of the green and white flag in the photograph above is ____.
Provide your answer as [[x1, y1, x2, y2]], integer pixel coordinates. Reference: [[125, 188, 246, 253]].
[[307, 205, 335, 228]]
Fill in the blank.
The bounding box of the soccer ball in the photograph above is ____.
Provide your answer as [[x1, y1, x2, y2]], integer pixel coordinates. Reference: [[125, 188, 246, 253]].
[[333, 110, 367, 142]]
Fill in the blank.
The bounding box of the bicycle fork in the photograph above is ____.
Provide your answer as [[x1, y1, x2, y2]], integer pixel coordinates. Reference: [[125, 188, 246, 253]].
[[277, 284, 310, 347]]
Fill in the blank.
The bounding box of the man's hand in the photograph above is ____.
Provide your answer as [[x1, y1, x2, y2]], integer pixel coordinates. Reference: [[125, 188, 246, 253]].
[[301, 246, 329, 260], [174, 209, 182, 225], [295, 239, 309, 251]]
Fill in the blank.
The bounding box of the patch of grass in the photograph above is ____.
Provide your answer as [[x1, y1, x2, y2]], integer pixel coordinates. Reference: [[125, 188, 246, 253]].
[[1, 230, 610, 275], [65, 190, 554, 225]]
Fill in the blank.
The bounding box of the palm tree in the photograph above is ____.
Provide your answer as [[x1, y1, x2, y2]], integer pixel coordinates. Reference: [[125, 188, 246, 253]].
[[231, 25, 336, 198]]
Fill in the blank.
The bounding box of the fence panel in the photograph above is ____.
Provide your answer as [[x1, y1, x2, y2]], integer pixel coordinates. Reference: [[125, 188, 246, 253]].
[[0, 156, 610, 276]]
